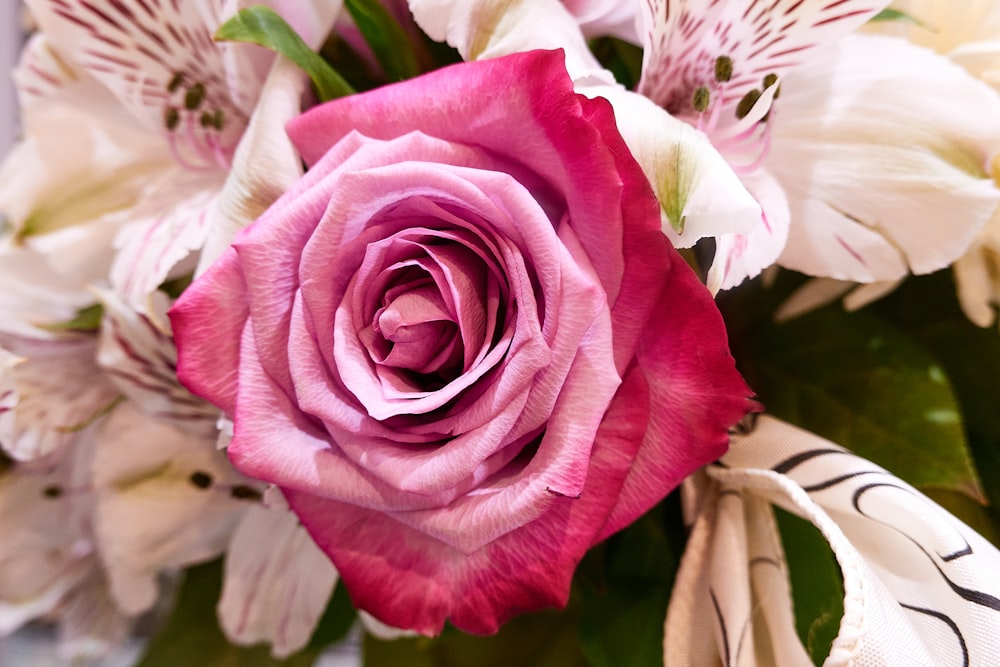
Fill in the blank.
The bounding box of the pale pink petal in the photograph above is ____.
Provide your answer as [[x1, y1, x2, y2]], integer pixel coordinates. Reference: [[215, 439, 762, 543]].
[[95, 288, 218, 436], [0, 446, 95, 634], [0, 336, 119, 462], [56, 566, 133, 663], [774, 277, 856, 322], [706, 168, 790, 292], [110, 175, 221, 307], [219, 495, 338, 659], [563, 0, 639, 42]]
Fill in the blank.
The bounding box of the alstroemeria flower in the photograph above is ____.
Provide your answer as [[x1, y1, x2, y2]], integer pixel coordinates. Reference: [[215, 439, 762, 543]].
[[172, 49, 753, 634], [90, 402, 261, 615], [14, 0, 342, 309], [867, 1, 1000, 328], [768, 34, 1000, 286]]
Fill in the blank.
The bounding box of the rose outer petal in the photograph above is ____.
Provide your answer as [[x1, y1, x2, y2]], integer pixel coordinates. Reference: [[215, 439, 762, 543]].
[[284, 364, 648, 635], [170, 246, 247, 414]]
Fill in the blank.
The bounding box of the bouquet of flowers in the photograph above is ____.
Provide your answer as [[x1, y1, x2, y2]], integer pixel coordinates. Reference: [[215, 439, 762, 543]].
[[3, 0, 1000, 665]]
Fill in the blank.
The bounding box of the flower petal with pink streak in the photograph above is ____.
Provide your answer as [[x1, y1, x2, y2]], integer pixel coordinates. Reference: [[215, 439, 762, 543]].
[[771, 34, 1000, 282], [706, 169, 791, 293], [638, 0, 891, 116]]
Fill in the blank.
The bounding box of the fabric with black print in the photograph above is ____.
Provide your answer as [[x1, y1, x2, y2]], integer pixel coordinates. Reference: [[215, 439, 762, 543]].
[[664, 414, 1000, 666]]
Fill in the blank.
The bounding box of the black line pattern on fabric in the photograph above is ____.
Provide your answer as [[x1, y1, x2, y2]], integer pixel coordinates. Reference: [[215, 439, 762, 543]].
[[801, 469, 887, 493], [852, 483, 1000, 613], [851, 482, 974, 562], [899, 603, 969, 667], [709, 588, 732, 667], [771, 447, 851, 474]]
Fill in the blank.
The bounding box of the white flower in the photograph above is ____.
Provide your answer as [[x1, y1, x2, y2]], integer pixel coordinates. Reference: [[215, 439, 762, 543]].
[[90, 402, 260, 616], [770, 33, 1000, 284], [218, 488, 338, 658], [16, 0, 342, 309], [867, 1, 1000, 327]]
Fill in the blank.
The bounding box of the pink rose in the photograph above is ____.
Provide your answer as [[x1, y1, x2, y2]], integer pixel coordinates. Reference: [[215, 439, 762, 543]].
[[170, 50, 752, 634]]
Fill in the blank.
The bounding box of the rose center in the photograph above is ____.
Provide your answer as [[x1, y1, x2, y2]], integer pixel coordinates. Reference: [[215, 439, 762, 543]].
[[372, 284, 462, 376]]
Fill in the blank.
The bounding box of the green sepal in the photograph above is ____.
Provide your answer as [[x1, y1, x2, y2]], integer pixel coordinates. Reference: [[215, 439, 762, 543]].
[[215, 6, 354, 101]]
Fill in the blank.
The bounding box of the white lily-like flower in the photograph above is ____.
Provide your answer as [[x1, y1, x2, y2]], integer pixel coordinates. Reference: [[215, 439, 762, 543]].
[[17, 0, 342, 310], [634, 0, 898, 291], [90, 401, 261, 616], [866, 1, 1000, 328], [218, 487, 338, 658], [769, 33, 1000, 286]]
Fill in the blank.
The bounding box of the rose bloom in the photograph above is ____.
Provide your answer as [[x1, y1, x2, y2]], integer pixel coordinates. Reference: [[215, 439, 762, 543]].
[[170, 49, 752, 634]]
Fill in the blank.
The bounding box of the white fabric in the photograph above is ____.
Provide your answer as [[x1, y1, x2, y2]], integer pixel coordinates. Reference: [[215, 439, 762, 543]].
[[665, 415, 1000, 666]]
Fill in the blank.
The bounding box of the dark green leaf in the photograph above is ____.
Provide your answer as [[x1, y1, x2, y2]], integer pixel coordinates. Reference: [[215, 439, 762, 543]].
[[306, 577, 357, 651], [724, 276, 982, 501], [159, 273, 194, 299], [35, 303, 104, 332], [867, 271, 1000, 541], [364, 604, 587, 667], [136, 560, 319, 667], [215, 6, 354, 101], [589, 37, 644, 90], [577, 497, 683, 667], [774, 508, 843, 665], [344, 0, 422, 81]]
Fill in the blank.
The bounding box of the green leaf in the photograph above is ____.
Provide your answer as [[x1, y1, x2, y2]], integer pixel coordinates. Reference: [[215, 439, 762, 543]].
[[136, 560, 319, 667], [774, 508, 843, 665], [866, 271, 1000, 541], [364, 605, 587, 667], [722, 275, 983, 501], [870, 8, 924, 26], [344, 0, 422, 81], [577, 497, 683, 667], [35, 303, 104, 332], [215, 6, 354, 101], [589, 37, 644, 90], [306, 578, 357, 651], [158, 273, 194, 299]]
